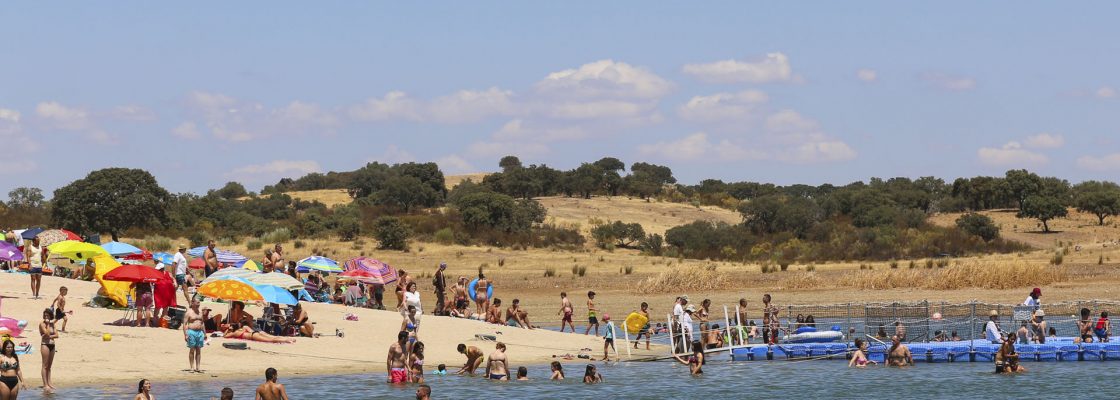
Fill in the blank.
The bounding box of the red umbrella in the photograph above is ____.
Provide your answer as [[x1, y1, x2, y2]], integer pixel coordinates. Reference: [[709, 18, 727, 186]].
[[339, 269, 394, 285], [104, 264, 170, 283], [122, 247, 153, 261], [189, 258, 206, 270], [342, 257, 398, 285]]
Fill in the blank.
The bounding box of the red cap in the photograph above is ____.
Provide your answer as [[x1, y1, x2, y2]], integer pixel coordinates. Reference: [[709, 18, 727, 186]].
[[1032, 287, 1042, 296]]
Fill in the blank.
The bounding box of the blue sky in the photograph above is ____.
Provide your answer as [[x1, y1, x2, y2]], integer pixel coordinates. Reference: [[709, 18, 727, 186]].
[[3, 2, 1119, 196]]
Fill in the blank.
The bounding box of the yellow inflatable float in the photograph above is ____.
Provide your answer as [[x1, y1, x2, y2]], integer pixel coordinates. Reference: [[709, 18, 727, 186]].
[[624, 312, 648, 335]]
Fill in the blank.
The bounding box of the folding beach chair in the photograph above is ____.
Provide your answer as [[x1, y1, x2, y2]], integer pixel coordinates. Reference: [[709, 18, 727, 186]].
[[117, 294, 137, 325]]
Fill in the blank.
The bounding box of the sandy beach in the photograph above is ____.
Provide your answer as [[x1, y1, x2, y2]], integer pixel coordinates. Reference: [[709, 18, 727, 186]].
[[0, 273, 658, 389]]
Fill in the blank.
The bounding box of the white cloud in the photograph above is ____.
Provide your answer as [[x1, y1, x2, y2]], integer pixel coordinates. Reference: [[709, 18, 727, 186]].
[[227, 160, 322, 181], [678, 90, 769, 122], [1097, 86, 1117, 99], [1024, 133, 1065, 149], [347, 91, 422, 122], [765, 109, 820, 133], [171, 122, 201, 140], [977, 141, 1048, 166], [373, 144, 416, 164], [428, 87, 517, 123], [638, 132, 712, 161], [111, 105, 157, 121], [435, 155, 476, 174], [683, 53, 794, 84], [920, 72, 976, 91], [492, 119, 587, 142], [273, 101, 338, 127], [36, 101, 92, 130], [535, 60, 672, 99], [0, 108, 21, 123], [0, 107, 37, 154], [1077, 153, 1120, 171], [856, 68, 878, 82], [781, 139, 857, 163], [184, 91, 339, 141], [542, 100, 653, 120]]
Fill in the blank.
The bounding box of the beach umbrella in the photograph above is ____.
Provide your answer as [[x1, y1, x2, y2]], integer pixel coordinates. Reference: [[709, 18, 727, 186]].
[[249, 272, 303, 291], [198, 276, 264, 302], [121, 248, 153, 261], [92, 255, 131, 307], [253, 284, 298, 305], [343, 257, 398, 284], [36, 229, 81, 246], [47, 240, 109, 261], [151, 252, 175, 265], [200, 267, 257, 285], [19, 228, 43, 240], [338, 269, 381, 284], [188, 258, 206, 270], [101, 241, 143, 257], [297, 256, 342, 273], [0, 242, 23, 261], [187, 246, 247, 264], [103, 264, 170, 283], [237, 259, 262, 272]]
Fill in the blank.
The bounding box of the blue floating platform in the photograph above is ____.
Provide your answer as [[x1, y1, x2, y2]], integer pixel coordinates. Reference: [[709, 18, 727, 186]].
[[724, 338, 1114, 363]]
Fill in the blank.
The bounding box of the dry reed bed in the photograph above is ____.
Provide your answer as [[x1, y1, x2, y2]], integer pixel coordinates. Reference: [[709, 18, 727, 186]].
[[636, 264, 730, 293], [782, 261, 1067, 291]]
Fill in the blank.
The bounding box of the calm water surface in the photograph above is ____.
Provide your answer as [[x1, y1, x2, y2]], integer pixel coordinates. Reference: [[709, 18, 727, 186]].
[[50, 356, 1120, 399]]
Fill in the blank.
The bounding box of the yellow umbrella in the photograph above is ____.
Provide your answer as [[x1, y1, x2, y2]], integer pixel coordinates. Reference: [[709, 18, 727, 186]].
[[47, 240, 108, 261], [241, 259, 261, 272], [92, 255, 132, 307], [198, 276, 264, 301]]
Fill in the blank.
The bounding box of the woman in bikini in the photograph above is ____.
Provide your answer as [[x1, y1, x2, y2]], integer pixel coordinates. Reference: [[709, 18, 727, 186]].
[[39, 308, 58, 393], [453, 277, 470, 318], [672, 340, 705, 375], [223, 324, 296, 344], [848, 338, 875, 368], [133, 379, 153, 400], [409, 341, 426, 383], [395, 270, 411, 312], [475, 273, 489, 316], [0, 340, 25, 399]]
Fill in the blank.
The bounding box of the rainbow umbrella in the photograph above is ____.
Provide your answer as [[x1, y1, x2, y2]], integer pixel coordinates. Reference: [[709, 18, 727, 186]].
[[186, 246, 248, 264], [47, 240, 109, 261], [238, 259, 262, 272], [341, 257, 398, 285], [297, 256, 342, 273], [198, 276, 264, 302], [200, 267, 257, 285]]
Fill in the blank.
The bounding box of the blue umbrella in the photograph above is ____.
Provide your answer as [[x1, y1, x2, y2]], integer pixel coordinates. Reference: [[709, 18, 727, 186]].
[[253, 283, 298, 305], [20, 228, 44, 240], [187, 246, 247, 264], [297, 256, 342, 273], [152, 252, 175, 265], [101, 241, 143, 257]]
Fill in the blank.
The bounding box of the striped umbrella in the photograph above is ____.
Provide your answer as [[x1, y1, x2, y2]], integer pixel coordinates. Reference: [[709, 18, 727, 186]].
[[342, 257, 398, 285], [186, 246, 247, 264], [199, 267, 257, 285], [250, 272, 304, 291], [237, 259, 262, 272], [297, 256, 342, 273]]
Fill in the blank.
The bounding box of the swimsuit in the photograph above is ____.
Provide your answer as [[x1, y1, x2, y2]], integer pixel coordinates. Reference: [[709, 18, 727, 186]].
[[489, 373, 506, 380], [187, 329, 205, 348], [390, 367, 408, 383], [588, 311, 598, 325], [0, 376, 16, 390], [563, 309, 573, 323]]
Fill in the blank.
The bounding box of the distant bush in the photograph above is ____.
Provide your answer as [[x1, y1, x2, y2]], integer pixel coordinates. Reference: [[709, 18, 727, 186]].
[[260, 228, 291, 244], [188, 231, 209, 248], [890, 260, 899, 269], [433, 228, 455, 244], [293, 240, 305, 249], [373, 216, 411, 251], [246, 240, 263, 250], [544, 267, 556, 277], [142, 235, 173, 252], [1050, 252, 1064, 266]]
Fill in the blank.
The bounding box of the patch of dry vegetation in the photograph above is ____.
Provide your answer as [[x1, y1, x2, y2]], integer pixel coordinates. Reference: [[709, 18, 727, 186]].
[[834, 261, 1067, 290], [930, 208, 1120, 250], [280, 189, 353, 207], [537, 196, 741, 236], [636, 264, 729, 294]]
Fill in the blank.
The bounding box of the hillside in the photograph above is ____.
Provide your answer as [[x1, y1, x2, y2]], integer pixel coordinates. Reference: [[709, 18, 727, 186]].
[[536, 195, 742, 236], [929, 208, 1120, 250]]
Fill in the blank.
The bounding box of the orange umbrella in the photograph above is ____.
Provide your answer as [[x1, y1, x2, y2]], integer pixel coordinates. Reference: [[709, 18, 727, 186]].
[[197, 276, 264, 302]]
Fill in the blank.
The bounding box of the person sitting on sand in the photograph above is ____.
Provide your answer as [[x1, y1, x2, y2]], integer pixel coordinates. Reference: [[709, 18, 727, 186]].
[[849, 338, 876, 368], [288, 303, 314, 337], [550, 361, 565, 380], [1077, 308, 1095, 343], [486, 299, 503, 325], [410, 341, 426, 384], [255, 367, 289, 400], [507, 299, 526, 328], [455, 344, 485, 376], [582, 364, 603, 383], [673, 340, 704, 375], [516, 366, 529, 381], [484, 342, 509, 381], [887, 335, 913, 367], [223, 324, 296, 344], [387, 331, 410, 384]]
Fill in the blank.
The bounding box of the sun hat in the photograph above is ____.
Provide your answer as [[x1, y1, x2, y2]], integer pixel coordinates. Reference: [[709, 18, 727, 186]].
[[989, 310, 999, 317], [178, 244, 187, 249], [603, 314, 610, 321], [155, 263, 165, 270], [685, 305, 696, 313], [1035, 309, 1045, 317]]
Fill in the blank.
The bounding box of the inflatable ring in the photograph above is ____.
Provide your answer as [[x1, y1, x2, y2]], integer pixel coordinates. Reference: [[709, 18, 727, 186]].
[[0, 318, 26, 337], [624, 312, 648, 335], [468, 278, 494, 302]]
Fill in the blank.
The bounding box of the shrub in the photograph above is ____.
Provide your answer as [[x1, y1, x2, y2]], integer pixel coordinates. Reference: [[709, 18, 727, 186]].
[[936, 259, 950, 268], [188, 231, 209, 248], [293, 240, 306, 249], [544, 267, 556, 277], [806, 265, 816, 272], [260, 227, 291, 244], [246, 240, 263, 250], [909, 260, 916, 269], [637, 265, 730, 293], [779, 263, 789, 272], [434, 228, 455, 245], [925, 259, 934, 269], [955, 213, 1000, 241], [1100, 255, 1105, 265], [373, 216, 411, 251], [624, 266, 634, 275], [890, 260, 899, 269], [1050, 252, 1064, 266], [142, 235, 173, 252]]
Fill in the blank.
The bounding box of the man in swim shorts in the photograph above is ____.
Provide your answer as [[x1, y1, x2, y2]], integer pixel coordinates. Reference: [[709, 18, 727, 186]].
[[26, 236, 46, 299], [183, 298, 205, 372], [387, 331, 409, 384], [887, 335, 913, 367], [485, 342, 509, 380], [584, 291, 599, 336], [455, 344, 485, 375], [558, 292, 574, 333]]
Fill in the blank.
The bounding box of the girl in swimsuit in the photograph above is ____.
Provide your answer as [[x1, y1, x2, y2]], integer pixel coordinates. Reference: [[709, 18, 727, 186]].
[[133, 378, 153, 400], [673, 340, 705, 375], [40, 308, 59, 393], [0, 340, 25, 398], [848, 338, 875, 368], [409, 341, 425, 383], [582, 364, 603, 383], [395, 270, 410, 311], [475, 273, 489, 316], [223, 324, 296, 344]]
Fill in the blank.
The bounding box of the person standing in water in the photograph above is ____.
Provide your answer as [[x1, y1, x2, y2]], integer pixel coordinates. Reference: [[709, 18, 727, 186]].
[[455, 344, 485, 376], [584, 291, 599, 336], [887, 335, 913, 367], [484, 342, 509, 381], [386, 331, 410, 384], [255, 367, 289, 400], [848, 338, 875, 368], [558, 292, 574, 333], [673, 340, 704, 375], [39, 308, 59, 393], [133, 379, 152, 400]]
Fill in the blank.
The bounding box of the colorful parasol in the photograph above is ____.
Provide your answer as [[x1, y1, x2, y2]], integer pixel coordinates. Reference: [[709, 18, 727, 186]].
[[47, 240, 109, 261], [199, 267, 256, 285], [187, 246, 247, 264], [297, 256, 342, 273], [188, 258, 206, 270], [237, 259, 261, 272], [250, 272, 303, 291], [36, 229, 81, 246], [0, 242, 23, 261], [151, 252, 175, 265], [198, 276, 264, 302], [101, 241, 143, 257], [103, 264, 170, 283], [254, 284, 298, 305], [342, 257, 398, 285]]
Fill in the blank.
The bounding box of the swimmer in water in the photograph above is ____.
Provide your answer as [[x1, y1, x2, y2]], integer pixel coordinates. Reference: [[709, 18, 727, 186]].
[[848, 338, 876, 368], [887, 335, 913, 367], [672, 340, 704, 375]]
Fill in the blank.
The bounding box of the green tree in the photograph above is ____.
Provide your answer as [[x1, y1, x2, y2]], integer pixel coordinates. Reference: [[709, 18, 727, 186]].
[[7, 187, 45, 209], [499, 155, 522, 172], [955, 213, 1000, 241], [372, 216, 411, 250], [373, 175, 440, 212], [625, 162, 675, 200], [1005, 169, 1043, 211], [1017, 195, 1068, 232], [1074, 182, 1120, 225], [51, 168, 171, 241], [347, 162, 391, 198], [214, 181, 249, 200], [569, 163, 604, 199]]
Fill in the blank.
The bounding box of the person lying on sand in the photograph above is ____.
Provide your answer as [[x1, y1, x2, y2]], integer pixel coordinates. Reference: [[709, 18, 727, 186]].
[[223, 324, 295, 344]]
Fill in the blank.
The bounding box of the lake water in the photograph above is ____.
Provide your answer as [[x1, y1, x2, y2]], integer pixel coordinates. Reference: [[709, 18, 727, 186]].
[[47, 353, 1120, 399]]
